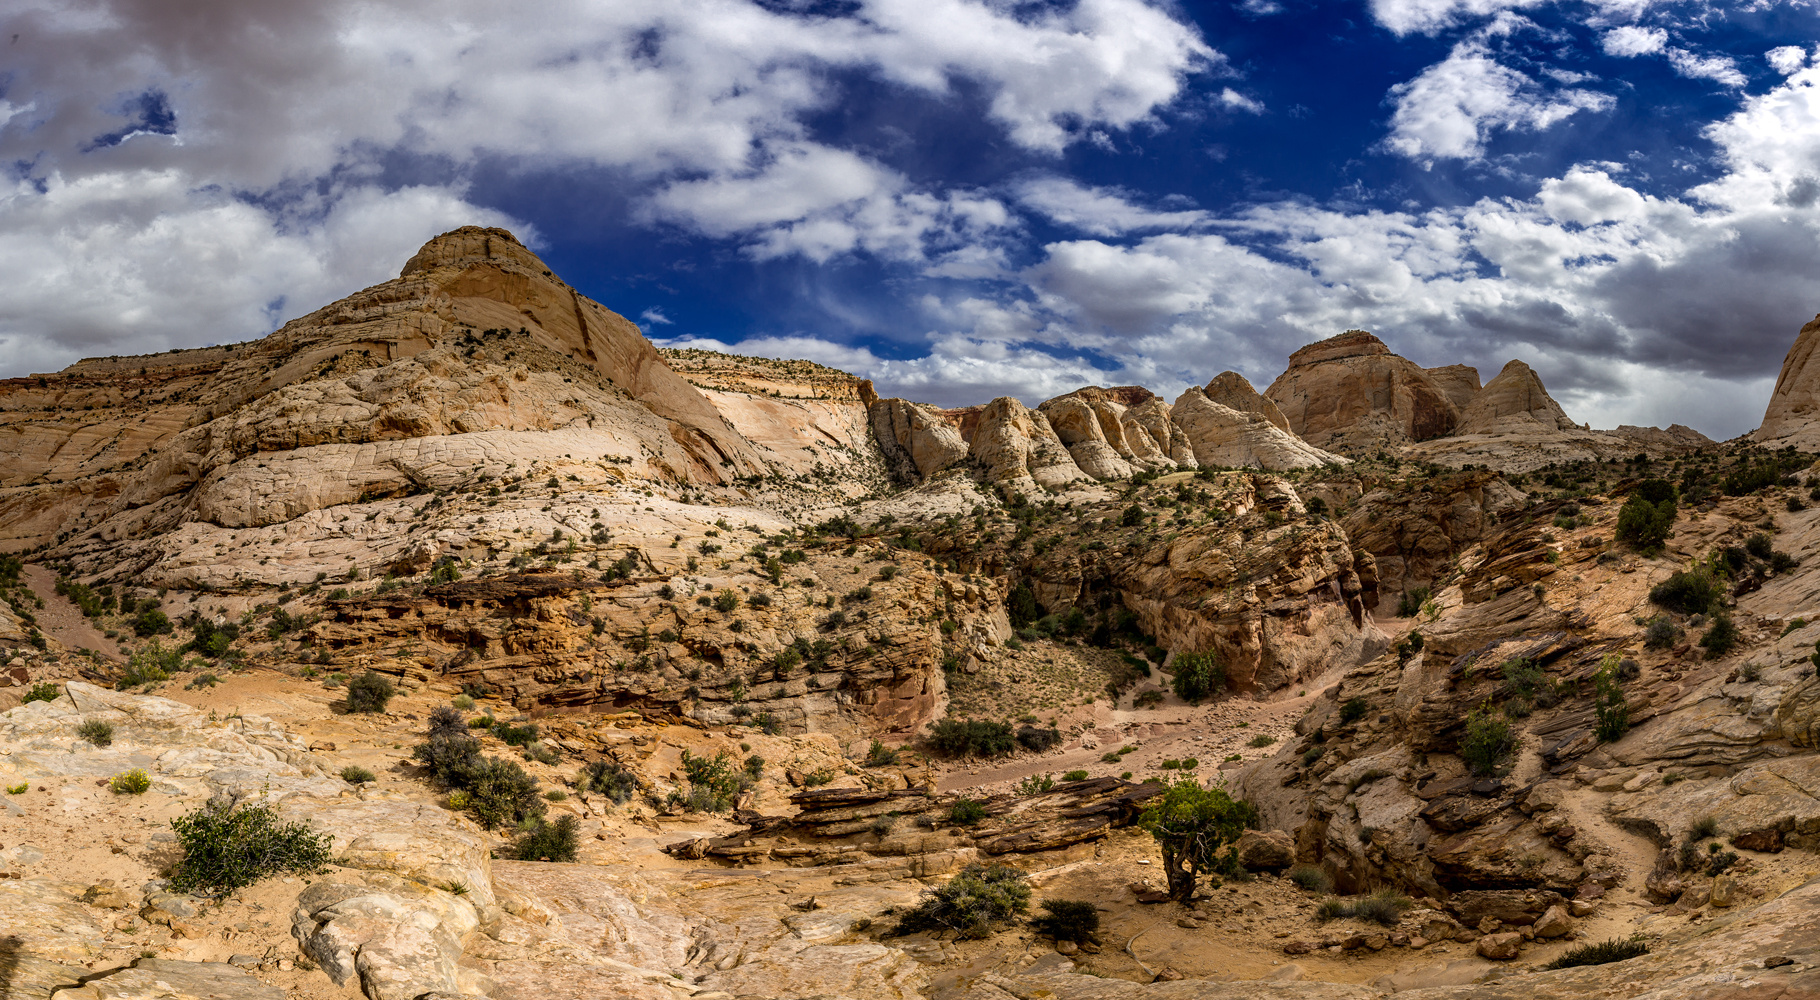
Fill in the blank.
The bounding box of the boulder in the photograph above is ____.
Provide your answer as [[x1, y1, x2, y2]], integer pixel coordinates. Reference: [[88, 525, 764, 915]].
[[54, 959, 287, 1000], [1710, 874, 1741, 908], [1475, 931, 1523, 960], [1447, 889, 1567, 927], [1531, 905, 1573, 939], [1775, 674, 1820, 748], [1235, 829, 1295, 871]]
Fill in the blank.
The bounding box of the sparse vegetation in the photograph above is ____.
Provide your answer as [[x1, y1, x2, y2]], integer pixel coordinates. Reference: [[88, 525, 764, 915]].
[[1460, 703, 1516, 775], [950, 798, 989, 825], [110, 768, 152, 794], [1543, 937, 1649, 970], [77, 719, 114, 747], [576, 759, 638, 804], [21, 682, 60, 704], [344, 671, 395, 713], [1288, 864, 1334, 893], [892, 863, 1030, 940], [167, 799, 333, 895], [340, 765, 376, 785], [1030, 899, 1101, 944], [1594, 654, 1631, 743], [1316, 889, 1412, 926], [1338, 697, 1370, 724], [1700, 611, 1740, 660]]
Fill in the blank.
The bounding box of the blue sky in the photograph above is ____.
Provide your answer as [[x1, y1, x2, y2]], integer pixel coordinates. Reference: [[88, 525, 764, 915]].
[[3, 0, 1819, 438]]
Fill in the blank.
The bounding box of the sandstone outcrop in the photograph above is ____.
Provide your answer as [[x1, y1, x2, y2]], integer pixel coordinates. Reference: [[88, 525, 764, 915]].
[[1204, 371, 1290, 432], [1264, 330, 1461, 449], [965, 396, 1092, 495], [1170, 388, 1347, 471], [869, 395, 968, 484], [1755, 312, 1820, 449], [1453, 360, 1581, 435], [1424, 364, 1484, 410]]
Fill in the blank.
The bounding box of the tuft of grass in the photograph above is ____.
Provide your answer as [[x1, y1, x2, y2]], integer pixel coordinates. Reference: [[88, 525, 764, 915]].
[[1287, 864, 1333, 893], [543, 789, 568, 801], [1062, 769, 1090, 781], [5, 782, 27, 795], [452, 694, 476, 711], [340, 765, 377, 785], [77, 719, 114, 747], [1314, 889, 1410, 926], [1543, 937, 1649, 970], [1690, 815, 1719, 840], [440, 880, 470, 895], [109, 768, 152, 794]]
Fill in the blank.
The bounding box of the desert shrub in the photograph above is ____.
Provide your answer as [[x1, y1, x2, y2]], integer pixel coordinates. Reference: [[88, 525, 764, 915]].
[[340, 765, 376, 785], [713, 591, 739, 613], [462, 757, 546, 829], [510, 815, 579, 862], [493, 721, 540, 747], [1315, 897, 1349, 921], [1615, 480, 1678, 553], [928, 718, 1017, 758], [1006, 584, 1040, 627], [1015, 725, 1061, 752], [752, 712, 783, 736], [133, 607, 172, 638], [21, 682, 60, 704], [1690, 814, 1720, 840], [1134, 690, 1165, 708], [1062, 769, 1090, 781], [1773, 550, 1800, 573], [1459, 704, 1515, 775], [1643, 616, 1682, 650], [77, 719, 114, 747], [1170, 651, 1224, 704], [345, 671, 395, 714], [1287, 864, 1334, 893], [1014, 774, 1056, 795], [1650, 570, 1721, 616], [1395, 586, 1431, 618], [1501, 659, 1562, 711], [894, 863, 1030, 940], [1706, 849, 1740, 876], [865, 740, 901, 767], [1353, 889, 1412, 926], [1700, 611, 1740, 660], [110, 768, 152, 794], [1544, 937, 1649, 969], [680, 750, 750, 812], [1338, 697, 1370, 724], [117, 640, 184, 689], [950, 798, 989, 825], [452, 694, 476, 711], [1138, 779, 1260, 902], [1746, 531, 1774, 559], [1301, 745, 1325, 766], [167, 799, 332, 895], [576, 759, 638, 803], [1247, 734, 1276, 748], [1030, 899, 1101, 944]]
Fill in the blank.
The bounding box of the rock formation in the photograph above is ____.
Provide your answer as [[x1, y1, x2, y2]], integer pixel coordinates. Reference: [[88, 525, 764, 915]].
[[1264, 330, 1462, 449], [1170, 388, 1346, 470], [1453, 359, 1582, 435], [1755, 312, 1820, 449], [1204, 371, 1290, 432], [965, 396, 1092, 495], [1424, 363, 1484, 410], [869, 395, 969, 484]]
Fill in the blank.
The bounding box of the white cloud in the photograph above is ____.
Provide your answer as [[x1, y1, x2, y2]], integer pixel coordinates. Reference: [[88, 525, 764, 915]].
[[1384, 42, 1615, 163], [1238, 0, 1284, 14], [1768, 45, 1811, 75], [640, 308, 674, 326], [1014, 177, 1209, 237], [1219, 88, 1267, 113], [1667, 47, 1748, 88], [0, 0, 1213, 376], [1367, 0, 1545, 36], [1602, 25, 1668, 57]]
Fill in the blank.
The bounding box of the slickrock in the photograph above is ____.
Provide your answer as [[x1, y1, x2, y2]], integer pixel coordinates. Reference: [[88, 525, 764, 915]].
[[1425, 363, 1484, 410], [1264, 330, 1461, 449], [967, 396, 1093, 495], [869, 395, 969, 484], [1755, 312, 1820, 448], [1204, 371, 1291, 432], [1453, 360, 1581, 435], [1170, 387, 1346, 471]]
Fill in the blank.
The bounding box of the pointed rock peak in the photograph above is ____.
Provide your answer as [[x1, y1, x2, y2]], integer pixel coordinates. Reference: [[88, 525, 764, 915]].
[[1285, 329, 1392, 369], [399, 226, 548, 278], [1455, 358, 1578, 435], [1205, 371, 1290, 432]]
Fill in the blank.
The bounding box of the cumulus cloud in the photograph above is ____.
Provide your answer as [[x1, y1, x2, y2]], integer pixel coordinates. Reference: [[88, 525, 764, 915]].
[[1367, 0, 1546, 35], [0, 0, 1214, 375], [1768, 45, 1811, 75], [1602, 25, 1668, 56], [1384, 42, 1615, 162], [1014, 177, 1209, 237], [1667, 47, 1748, 88]]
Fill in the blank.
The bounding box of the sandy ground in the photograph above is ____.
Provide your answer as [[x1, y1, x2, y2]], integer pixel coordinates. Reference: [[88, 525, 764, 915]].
[[21, 563, 122, 661]]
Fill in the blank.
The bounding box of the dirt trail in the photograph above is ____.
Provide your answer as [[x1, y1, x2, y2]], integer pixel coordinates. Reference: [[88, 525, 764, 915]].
[[22, 563, 122, 661]]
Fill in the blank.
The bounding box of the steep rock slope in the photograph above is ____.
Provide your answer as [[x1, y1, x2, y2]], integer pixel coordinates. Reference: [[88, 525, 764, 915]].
[[1755, 312, 1820, 449], [1453, 360, 1583, 435]]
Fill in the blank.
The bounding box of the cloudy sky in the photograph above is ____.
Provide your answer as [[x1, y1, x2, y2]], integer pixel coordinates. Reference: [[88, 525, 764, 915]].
[[3, 0, 1818, 438]]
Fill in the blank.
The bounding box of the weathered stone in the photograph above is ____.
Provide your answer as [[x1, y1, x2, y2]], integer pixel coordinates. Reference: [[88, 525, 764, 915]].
[[1234, 829, 1295, 871], [56, 959, 286, 1000], [1475, 931, 1523, 960], [1711, 874, 1741, 908], [1264, 330, 1461, 449], [1531, 905, 1573, 939]]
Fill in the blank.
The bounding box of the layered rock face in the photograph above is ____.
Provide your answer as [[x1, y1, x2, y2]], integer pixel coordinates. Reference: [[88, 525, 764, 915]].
[[1170, 388, 1346, 470], [1424, 363, 1484, 410], [965, 396, 1092, 495], [1264, 330, 1462, 449], [1755, 312, 1820, 449]]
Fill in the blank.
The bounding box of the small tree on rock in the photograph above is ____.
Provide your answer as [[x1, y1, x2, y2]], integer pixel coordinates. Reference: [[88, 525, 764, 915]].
[[1137, 779, 1260, 903]]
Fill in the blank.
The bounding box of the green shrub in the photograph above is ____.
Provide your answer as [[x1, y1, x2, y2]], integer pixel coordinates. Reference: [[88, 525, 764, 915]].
[[950, 798, 989, 825], [77, 719, 114, 747], [340, 765, 377, 785], [1062, 769, 1090, 781], [510, 815, 579, 862], [1593, 655, 1631, 743], [21, 682, 60, 704], [110, 768, 152, 794], [462, 757, 547, 829], [1030, 899, 1101, 944], [1301, 745, 1325, 767], [167, 799, 332, 894], [1338, 698, 1370, 724], [1700, 611, 1740, 660], [1690, 814, 1719, 840], [1615, 480, 1678, 553], [927, 718, 1017, 758], [1102, 751, 1124, 763], [1543, 937, 1649, 970], [345, 671, 395, 713], [1460, 704, 1515, 775], [679, 750, 750, 812], [893, 863, 1030, 939], [1353, 889, 1412, 926], [5, 782, 26, 795], [1746, 532, 1774, 559], [1014, 774, 1056, 795], [1170, 650, 1224, 704], [753, 712, 782, 736], [865, 740, 900, 767], [117, 640, 183, 689], [452, 694, 476, 711], [1247, 734, 1276, 748], [133, 607, 172, 638], [576, 759, 638, 804], [1015, 725, 1062, 752], [1643, 616, 1682, 650], [493, 721, 540, 747], [1287, 864, 1333, 893], [1395, 586, 1431, 618], [713, 591, 739, 613], [1650, 570, 1721, 616]]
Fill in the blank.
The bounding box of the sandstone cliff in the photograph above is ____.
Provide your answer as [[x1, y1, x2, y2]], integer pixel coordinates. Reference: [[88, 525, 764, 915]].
[[1204, 371, 1290, 432], [1755, 312, 1820, 449], [1265, 330, 1462, 449], [1453, 359, 1582, 435]]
